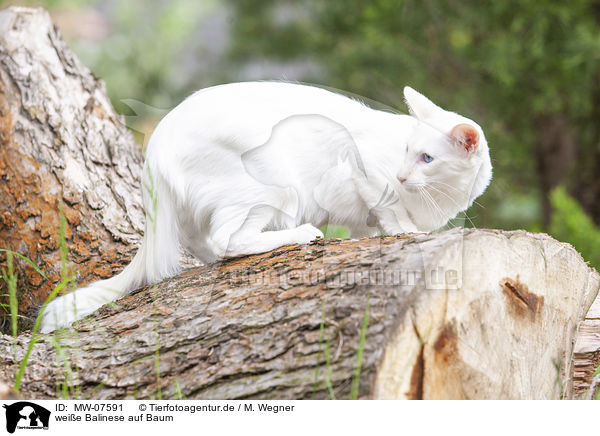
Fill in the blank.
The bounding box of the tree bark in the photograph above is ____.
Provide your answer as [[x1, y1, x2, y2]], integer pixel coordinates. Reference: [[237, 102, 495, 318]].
[[0, 229, 598, 400], [0, 6, 144, 329]]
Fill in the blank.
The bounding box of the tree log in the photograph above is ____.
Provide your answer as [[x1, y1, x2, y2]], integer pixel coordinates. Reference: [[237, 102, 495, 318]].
[[0, 229, 598, 399], [0, 6, 144, 328], [0, 6, 599, 400], [573, 295, 600, 398]]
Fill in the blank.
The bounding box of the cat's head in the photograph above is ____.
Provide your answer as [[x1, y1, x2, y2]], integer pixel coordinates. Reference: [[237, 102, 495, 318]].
[[397, 87, 492, 228]]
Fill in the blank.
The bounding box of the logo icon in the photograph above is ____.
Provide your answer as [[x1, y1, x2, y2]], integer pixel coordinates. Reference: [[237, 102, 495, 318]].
[[2, 402, 50, 433]]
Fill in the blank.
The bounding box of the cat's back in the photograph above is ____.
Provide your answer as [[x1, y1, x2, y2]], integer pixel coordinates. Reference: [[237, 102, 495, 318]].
[[146, 81, 409, 185], [192, 81, 369, 117], [153, 82, 380, 149]]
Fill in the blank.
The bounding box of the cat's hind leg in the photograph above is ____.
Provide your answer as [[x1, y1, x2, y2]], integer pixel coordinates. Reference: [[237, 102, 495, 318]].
[[208, 205, 323, 259]]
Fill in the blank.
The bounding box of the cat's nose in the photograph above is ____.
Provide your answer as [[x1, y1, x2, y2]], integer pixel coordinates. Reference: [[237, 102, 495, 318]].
[[397, 176, 407, 183]]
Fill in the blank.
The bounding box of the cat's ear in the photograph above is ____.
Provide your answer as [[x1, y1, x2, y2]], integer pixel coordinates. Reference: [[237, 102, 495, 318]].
[[403, 86, 442, 120], [450, 123, 479, 153]]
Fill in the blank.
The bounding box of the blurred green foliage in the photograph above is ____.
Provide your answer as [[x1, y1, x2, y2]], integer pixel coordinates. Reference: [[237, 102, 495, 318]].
[[228, 0, 600, 220], [4, 0, 600, 269], [5, 0, 220, 110], [226, 0, 600, 268], [550, 187, 600, 270], [64, 0, 219, 111], [321, 225, 349, 239]]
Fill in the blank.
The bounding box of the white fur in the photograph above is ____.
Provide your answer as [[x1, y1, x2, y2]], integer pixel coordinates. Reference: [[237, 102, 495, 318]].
[[39, 82, 492, 332]]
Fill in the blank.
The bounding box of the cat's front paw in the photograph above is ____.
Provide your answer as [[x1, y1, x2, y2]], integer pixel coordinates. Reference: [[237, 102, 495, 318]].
[[382, 221, 419, 235], [292, 223, 324, 245]]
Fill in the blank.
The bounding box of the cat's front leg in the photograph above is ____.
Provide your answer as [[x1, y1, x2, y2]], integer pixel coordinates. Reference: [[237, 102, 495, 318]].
[[208, 205, 324, 259], [371, 206, 419, 235], [212, 223, 324, 258], [354, 179, 418, 234]]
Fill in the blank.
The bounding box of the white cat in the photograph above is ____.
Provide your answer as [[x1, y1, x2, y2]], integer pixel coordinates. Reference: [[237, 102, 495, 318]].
[[39, 82, 492, 333]]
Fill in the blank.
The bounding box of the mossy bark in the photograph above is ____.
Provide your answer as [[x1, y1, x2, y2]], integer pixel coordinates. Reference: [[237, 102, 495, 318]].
[[0, 6, 144, 329]]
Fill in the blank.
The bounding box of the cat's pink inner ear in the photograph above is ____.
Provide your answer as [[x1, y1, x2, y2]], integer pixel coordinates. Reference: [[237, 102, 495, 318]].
[[450, 123, 479, 153]]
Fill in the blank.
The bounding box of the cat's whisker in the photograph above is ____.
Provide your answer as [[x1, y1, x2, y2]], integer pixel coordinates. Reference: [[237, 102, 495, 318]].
[[420, 186, 458, 230], [416, 187, 436, 222], [426, 184, 477, 228], [427, 184, 472, 224], [418, 187, 446, 226], [429, 180, 485, 209]]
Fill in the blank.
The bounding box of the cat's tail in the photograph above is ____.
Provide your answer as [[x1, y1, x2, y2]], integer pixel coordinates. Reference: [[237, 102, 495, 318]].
[[39, 163, 181, 333]]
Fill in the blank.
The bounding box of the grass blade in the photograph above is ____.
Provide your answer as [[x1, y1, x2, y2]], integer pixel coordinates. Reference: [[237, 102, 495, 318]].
[[324, 338, 336, 400], [0, 249, 48, 280], [3, 251, 19, 345], [312, 301, 326, 398], [14, 275, 73, 392], [173, 379, 185, 400], [350, 296, 370, 400]]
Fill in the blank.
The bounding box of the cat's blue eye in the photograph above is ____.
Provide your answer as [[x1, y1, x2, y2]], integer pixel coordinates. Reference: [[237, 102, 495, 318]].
[[422, 153, 434, 163]]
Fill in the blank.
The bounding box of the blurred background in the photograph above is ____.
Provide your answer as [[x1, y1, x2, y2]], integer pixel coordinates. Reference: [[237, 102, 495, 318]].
[[3, 0, 600, 269]]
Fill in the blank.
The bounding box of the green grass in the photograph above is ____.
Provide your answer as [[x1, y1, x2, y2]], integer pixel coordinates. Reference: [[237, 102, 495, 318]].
[[172, 379, 185, 400], [323, 337, 336, 400], [350, 296, 370, 400], [1, 206, 77, 393], [0, 246, 50, 354], [0, 248, 58, 392], [145, 167, 165, 400], [591, 364, 600, 400], [0, 248, 49, 281], [50, 334, 78, 399], [312, 301, 326, 398], [152, 284, 162, 400], [313, 297, 370, 400], [320, 224, 349, 239], [312, 301, 336, 400], [14, 271, 74, 392], [2, 249, 18, 360], [144, 165, 159, 235]]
